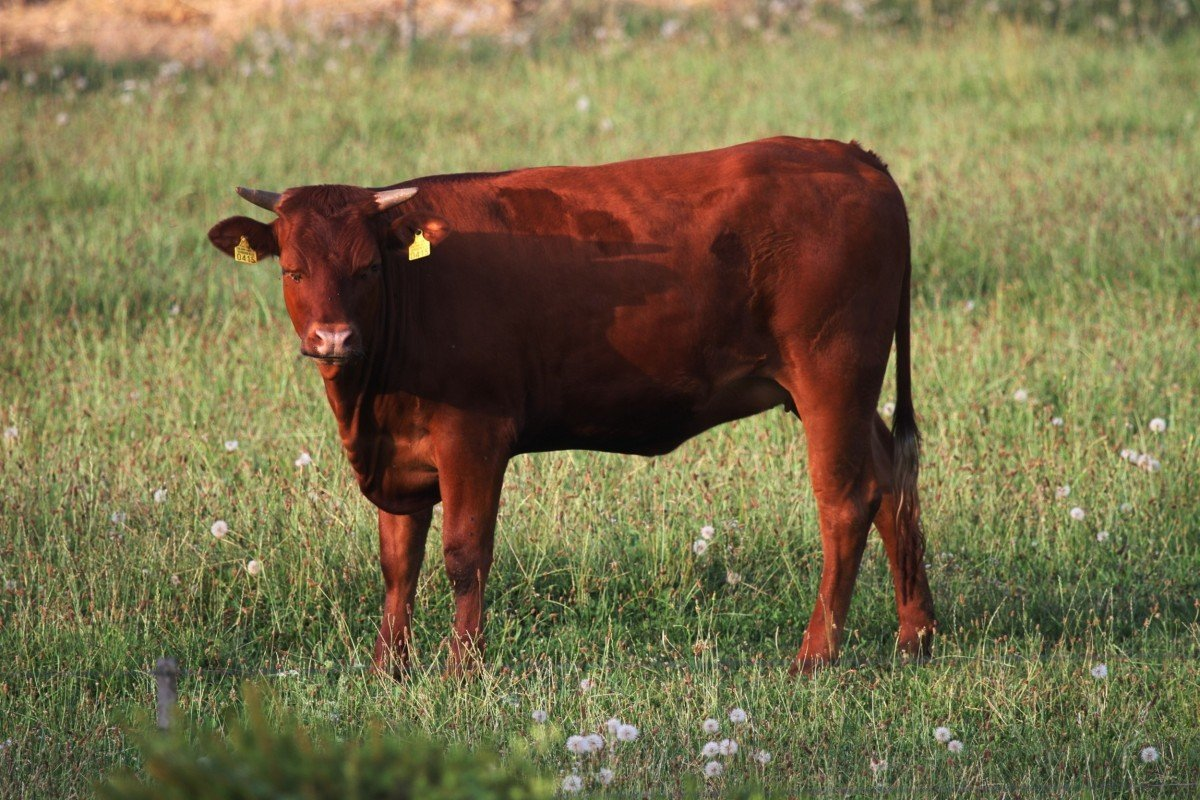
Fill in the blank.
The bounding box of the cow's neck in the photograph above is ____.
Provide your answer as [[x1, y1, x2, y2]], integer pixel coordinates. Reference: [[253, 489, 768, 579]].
[[316, 263, 418, 489]]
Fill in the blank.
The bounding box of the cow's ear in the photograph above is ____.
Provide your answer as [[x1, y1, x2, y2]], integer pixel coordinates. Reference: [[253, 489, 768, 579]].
[[388, 212, 451, 251], [208, 216, 279, 261]]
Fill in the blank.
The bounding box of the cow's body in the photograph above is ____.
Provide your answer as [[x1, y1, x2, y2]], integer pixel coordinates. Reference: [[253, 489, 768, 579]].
[[209, 136, 938, 675]]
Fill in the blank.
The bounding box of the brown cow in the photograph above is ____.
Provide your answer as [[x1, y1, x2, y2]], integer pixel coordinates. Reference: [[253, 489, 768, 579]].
[[208, 136, 937, 676]]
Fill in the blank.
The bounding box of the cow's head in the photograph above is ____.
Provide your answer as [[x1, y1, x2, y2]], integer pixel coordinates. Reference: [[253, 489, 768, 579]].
[[208, 184, 449, 367]]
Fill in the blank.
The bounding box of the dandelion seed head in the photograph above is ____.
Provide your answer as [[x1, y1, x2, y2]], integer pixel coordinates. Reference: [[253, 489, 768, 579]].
[[562, 774, 583, 793], [532, 709, 548, 724], [616, 723, 639, 742], [579, 677, 594, 691], [934, 726, 953, 743], [1140, 746, 1159, 763], [210, 520, 229, 538], [1120, 502, 1133, 513], [1013, 388, 1029, 402], [575, 95, 590, 113], [4, 579, 17, 591], [605, 717, 621, 734], [702, 741, 720, 757], [1096, 530, 1110, 542], [111, 511, 127, 524], [1149, 417, 1167, 433], [702, 718, 720, 735], [882, 401, 896, 418], [153, 488, 167, 503], [704, 760, 724, 778], [294, 451, 313, 467], [948, 739, 964, 754], [692, 539, 709, 556], [170, 574, 181, 587], [1055, 485, 1071, 499], [1091, 663, 1108, 679], [566, 735, 587, 754], [729, 708, 748, 724], [2, 426, 16, 441], [870, 756, 887, 774], [1069, 507, 1086, 521], [755, 749, 772, 765], [585, 733, 604, 752], [597, 767, 614, 785], [700, 524, 715, 540], [246, 559, 262, 576], [963, 299, 976, 312], [1051, 416, 1064, 427], [725, 571, 742, 585], [718, 738, 739, 756], [224, 440, 239, 452]]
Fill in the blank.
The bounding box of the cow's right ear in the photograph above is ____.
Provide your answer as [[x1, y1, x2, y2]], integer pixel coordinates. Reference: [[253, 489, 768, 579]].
[[207, 216, 279, 262]]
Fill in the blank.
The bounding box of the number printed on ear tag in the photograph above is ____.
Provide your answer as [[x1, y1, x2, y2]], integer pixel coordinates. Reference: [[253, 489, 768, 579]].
[[233, 236, 258, 264], [408, 230, 431, 261]]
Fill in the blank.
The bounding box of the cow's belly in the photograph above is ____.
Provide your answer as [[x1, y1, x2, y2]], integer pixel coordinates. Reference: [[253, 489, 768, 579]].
[[517, 376, 791, 456]]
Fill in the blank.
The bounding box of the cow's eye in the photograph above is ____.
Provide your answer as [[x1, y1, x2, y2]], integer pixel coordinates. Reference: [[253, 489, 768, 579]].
[[282, 270, 302, 282], [367, 263, 382, 275]]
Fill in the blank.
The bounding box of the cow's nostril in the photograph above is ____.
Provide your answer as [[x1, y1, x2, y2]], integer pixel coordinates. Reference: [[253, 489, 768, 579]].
[[309, 326, 356, 356]]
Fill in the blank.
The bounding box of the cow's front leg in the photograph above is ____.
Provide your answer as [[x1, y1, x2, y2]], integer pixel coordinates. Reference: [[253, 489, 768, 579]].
[[373, 507, 433, 678], [438, 449, 508, 674]]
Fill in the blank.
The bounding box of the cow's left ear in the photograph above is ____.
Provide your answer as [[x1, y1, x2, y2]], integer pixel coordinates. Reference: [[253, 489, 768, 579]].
[[388, 212, 451, 252]]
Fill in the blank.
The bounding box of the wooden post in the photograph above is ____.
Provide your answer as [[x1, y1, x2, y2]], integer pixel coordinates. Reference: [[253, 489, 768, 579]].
[[154, 657, 179, 731]]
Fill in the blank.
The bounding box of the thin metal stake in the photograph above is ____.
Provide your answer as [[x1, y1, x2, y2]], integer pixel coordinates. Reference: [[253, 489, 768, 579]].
[[153, 657, 179, 731]]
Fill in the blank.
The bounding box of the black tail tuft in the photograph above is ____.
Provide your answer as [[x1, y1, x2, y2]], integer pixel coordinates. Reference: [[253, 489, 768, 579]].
[[892, 257, 924, 603]]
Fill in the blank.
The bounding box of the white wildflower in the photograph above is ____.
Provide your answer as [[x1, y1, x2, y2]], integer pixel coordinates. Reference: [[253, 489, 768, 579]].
[[246, 559, 262, 576], [1013, 388, 1029, 402], [692, 539, 709, 556], [294, 451, 313, 467], [562, 774, 583, 793], [1051, 416, 1064, 427], [1137, 454, 1162, 473], [700, 524, 715, 540], [575, 95, 590, 113], [1091, 663, 1108, 679], [948, 739, 964, 754], [755, 749, 772, 765], [224, 439, 239, 451], [599, 117, 614, 132], [585, 733, 604, 752], [566, 735, 587, 754], [616, 724, 639, 742], [725, 571, 742, 585], [702, 741, 720, 757], [1120, 502, 1133, 513], [1069, 507, 1086, 521], [1120, 448, 1138, 462], [170, 574, 181, 587], [704, 760, 724, 778], [963, 299, 976, 312], [153, 488, 167, 503], [1096, 530, 1110, 542], [597, 767, 614, 785], [605, 717, 621, 734], [1149, 417, 1167, 433], [532, 709, 548, 724], [882, 401, 896, 418], [702, 718, 720, 735], [579, 677, 594, 691], [729, 708, 747, 724], [934, 726, 953, 743], [1055, 485, 1071, 499], [111, 511, 127, 524], [2, 426, 16, 441], [210, 520, 229, 538], [718, 738, 739, 756], [1140, 746, 1159, 763]]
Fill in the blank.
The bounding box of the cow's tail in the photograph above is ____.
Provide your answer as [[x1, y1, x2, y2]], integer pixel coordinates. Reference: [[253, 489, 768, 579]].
[[892, 250, 924, 603]]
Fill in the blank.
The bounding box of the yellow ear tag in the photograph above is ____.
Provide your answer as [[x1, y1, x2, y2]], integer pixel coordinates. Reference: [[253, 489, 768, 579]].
[[233, 236, 258, 264], [408, 230, 431, 261]]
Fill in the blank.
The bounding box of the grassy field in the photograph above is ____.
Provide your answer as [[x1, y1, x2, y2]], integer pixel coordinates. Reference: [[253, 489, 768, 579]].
[[1, 17, 1199, 798]]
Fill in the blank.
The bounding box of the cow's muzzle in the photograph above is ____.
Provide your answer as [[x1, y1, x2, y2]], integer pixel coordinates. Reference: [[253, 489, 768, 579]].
[[301, 324, 362, 365]]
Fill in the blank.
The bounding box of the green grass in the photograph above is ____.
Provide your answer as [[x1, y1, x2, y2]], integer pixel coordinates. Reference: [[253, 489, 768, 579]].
[[2, 19, 1199, 799]]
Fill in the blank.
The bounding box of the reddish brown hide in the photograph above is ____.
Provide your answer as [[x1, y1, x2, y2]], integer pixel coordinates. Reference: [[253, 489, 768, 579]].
[[208, 137, 937, 676]]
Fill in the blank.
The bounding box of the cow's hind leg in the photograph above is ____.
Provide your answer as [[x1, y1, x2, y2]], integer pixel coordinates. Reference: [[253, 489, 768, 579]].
[[870, 415, 937, 658], [787, 402, 881, 674]]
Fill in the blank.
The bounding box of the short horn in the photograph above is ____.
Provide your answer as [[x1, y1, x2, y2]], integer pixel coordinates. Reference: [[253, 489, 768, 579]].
[[235, 186, 282, 212], [374, 186, 418, 211]]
